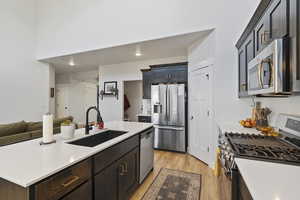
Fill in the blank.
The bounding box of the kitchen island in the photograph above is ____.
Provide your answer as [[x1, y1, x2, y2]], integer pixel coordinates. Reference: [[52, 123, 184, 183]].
[[0, 121, 153, 200]]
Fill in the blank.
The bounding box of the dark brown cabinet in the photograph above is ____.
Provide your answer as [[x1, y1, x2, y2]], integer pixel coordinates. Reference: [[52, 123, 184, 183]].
[[142, 70, 152, 99], [94, 162, 118, 200], [238, 34, 254, 97], [138, 115, 151, 123], [265, 0, 288, 42], [254, 18, 267, 54], [61, 181, 92, 200], [237, 173, 253, 200], [290, 0, 300, 84], [238, 48, 246, 96], [93, 134, 140, 200], [94, 147, 139, 200], [254, 0, 288, 55], [141, 63, 188, 99], [151, 65, 188, 84], [34, 159, 92, 200], [236, 0, 291, 97], [117, 147, 140, 200]]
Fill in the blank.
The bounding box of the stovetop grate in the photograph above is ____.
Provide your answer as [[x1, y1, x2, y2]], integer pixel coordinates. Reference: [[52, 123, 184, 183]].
[[225, 133, 300, 165]]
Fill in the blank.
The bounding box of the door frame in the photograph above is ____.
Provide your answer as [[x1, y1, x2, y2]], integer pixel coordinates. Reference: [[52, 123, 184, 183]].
[[187, 60, 214, 166], [55, 84, 70, 118]]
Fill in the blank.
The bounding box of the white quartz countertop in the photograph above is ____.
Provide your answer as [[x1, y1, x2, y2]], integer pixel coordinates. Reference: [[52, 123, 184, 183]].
[[218, 123, 262, 135], [235, 158, 300, 200], [0, 121, 153, 188]]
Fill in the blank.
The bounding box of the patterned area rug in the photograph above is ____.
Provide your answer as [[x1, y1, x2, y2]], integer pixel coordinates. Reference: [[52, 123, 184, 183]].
[[142, 168, 202, 200]]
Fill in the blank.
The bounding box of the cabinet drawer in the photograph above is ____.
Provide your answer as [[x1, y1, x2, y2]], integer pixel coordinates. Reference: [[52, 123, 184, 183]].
[[34, 159, 91, 200], [93, 135, 139, 174], [61, 181, 92, 200], [138, 116, 151, 123]]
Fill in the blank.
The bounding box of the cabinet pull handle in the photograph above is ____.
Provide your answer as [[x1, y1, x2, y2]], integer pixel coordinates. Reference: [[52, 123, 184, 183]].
[[62, 176, 80, 187], [124, 162, 128, 173], [241, 83, 246, 90], [261, 31, 270, 45], [119, 163, 125, 176]]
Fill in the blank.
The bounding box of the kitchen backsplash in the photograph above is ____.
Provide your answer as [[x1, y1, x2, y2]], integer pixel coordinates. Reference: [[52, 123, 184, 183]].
[[142, 99, 151, 115]]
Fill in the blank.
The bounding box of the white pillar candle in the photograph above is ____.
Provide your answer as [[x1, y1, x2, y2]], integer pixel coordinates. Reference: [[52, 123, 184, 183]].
[[42, 113, 54, 143]]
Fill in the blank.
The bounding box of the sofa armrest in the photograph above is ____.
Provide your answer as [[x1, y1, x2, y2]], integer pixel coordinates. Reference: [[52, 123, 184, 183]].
[[0, 132, 31, 147]]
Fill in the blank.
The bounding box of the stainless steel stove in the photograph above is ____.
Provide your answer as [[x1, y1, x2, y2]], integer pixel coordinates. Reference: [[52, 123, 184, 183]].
[[218, 114, 300, 200], [225, 133, 300, 165]]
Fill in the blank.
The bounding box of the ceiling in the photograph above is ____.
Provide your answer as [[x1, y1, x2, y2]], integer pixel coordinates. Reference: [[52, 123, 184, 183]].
[[42, 29, 212, 74]]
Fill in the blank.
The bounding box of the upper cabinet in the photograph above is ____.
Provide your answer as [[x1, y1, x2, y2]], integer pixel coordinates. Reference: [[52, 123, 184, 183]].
[[142, 69, 152, 99], [141, 63, 188, 99], [238, 33, 254, 97], [254, 17, 267, 55], [255, 0, 288, 54], [236, 0, 294, 97], [266, 0, 288, 40], [289, 0, 300, 91]]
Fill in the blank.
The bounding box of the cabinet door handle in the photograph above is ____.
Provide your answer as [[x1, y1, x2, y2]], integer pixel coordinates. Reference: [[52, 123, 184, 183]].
[[261, 31, 270, 45], [124, 162, 128, 173], [119, 163, 126, 176], [62, 176, 80, 187], [241, 83, 246, 90]]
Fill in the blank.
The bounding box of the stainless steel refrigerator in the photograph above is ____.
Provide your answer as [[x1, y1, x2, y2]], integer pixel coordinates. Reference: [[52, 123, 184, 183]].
[[151, 84, 186, 152]]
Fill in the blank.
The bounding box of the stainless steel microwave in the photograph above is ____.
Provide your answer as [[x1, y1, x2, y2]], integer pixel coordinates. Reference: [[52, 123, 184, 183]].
[[248, 39, 291, 96]]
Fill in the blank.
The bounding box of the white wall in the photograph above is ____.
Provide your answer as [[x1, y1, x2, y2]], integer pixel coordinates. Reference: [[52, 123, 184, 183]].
[[47, 65, 56, 115], [99, 56, 187, 122], [0, 0, 51, 123], [56, 70, 98, 123], [124, 81, 143, 122], [36, 0, 216, 59]]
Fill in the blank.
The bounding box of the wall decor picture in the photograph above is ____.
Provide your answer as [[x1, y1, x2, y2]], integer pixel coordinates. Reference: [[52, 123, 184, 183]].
[[104, 81, 118, 94]]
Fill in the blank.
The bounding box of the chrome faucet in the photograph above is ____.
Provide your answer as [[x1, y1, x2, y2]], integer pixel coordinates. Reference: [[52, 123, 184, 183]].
[[85, 106, 103, 135]]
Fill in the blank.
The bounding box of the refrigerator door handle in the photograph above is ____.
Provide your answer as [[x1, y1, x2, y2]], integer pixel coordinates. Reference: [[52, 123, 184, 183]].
[[168, 86, 171, 123], [154, 125, 185, 131], [165, 85, 168, 120]]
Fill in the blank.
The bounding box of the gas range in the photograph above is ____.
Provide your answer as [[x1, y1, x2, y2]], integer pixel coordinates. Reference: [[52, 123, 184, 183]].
[[218, 114, 300, 173], [225, 133, 300, 165]]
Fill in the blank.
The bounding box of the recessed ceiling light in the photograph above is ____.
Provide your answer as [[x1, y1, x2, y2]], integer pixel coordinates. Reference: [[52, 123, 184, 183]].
[[135, 45, 142, 57], [69, 57, 75, 66]]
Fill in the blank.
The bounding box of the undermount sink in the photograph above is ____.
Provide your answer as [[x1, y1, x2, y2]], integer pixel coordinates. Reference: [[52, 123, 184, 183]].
[[68, 130, 128, 147]]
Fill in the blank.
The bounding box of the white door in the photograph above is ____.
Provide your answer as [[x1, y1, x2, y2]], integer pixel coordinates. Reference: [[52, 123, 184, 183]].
[[189, 66, 212, 164], [56, 86, 69, 118]]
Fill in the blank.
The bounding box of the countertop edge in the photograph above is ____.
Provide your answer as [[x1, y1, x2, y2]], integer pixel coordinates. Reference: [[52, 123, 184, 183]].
[[0, 122, 154, 188]]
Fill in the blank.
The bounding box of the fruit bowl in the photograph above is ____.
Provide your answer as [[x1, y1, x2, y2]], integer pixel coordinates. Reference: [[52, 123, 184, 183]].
[[239, 119, 255, 128]]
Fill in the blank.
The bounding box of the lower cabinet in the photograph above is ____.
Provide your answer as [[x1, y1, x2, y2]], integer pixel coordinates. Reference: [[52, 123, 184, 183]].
[[0, 131, 148, 200], [138, 116, 151, 123], [117, 147, 140, 200], [61, 181, 92, 200], [94, 162, 118, 200], [94, 147, 140, 200], [93, 135, 140, 200], [34, 159, 92, 200]]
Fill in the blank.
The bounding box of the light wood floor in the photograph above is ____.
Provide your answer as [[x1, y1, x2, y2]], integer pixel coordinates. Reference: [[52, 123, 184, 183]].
[[131, 150, 220, 200]]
